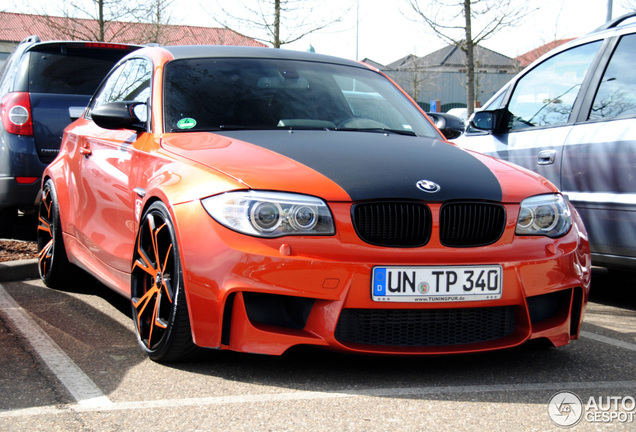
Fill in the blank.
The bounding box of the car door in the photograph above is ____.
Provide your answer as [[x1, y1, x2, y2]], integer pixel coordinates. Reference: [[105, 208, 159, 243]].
[[458, 40, 604, 190], [561, 32, 636, 266], [73, 58, 152, 273]]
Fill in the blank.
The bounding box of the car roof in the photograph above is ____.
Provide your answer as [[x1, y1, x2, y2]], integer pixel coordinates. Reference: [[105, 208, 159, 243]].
[[24, 40, 143, 52], [163, 45, 366, 69], [588, 11, 636, 34]]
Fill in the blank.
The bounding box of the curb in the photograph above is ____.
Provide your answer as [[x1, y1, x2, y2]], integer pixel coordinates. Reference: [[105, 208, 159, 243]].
[[0, 259, 39, 282]]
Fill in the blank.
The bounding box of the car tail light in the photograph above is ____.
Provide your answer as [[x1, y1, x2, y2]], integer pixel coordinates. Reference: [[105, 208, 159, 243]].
[[16, 177, 39, 184], [84, 42, 131, 50], [1, 92, 33, 136]]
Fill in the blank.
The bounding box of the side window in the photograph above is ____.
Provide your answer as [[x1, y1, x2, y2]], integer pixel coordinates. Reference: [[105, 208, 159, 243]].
[[92, 58, 151, 109], [507, 41, 601, 130], [485, 91, 506, 110], [589, 34, 636, 120], [0, 49, 26, 95]]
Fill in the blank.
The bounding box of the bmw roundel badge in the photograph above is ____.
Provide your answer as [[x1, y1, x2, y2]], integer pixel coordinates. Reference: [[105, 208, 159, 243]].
[[416, 180, 441, 193]]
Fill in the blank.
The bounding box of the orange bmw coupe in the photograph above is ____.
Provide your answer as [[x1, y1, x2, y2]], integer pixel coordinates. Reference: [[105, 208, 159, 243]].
[[37, 46, 591, 362]]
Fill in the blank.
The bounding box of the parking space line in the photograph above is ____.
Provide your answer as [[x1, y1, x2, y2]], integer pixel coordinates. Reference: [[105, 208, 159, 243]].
[[0, 283, 112, 408], [1, 380, 635, 418], [581, 331, 636, 352]]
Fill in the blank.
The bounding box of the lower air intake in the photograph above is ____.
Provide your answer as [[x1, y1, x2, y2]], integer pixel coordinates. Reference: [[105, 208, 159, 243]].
[[334, 307, 516, 347]]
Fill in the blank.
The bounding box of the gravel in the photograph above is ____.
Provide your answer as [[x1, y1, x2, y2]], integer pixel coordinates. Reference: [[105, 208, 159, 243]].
[[0, 240, 38, 263]]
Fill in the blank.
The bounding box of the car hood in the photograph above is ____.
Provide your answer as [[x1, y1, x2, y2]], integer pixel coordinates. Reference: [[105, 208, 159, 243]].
[[160, 130, 554, 202]]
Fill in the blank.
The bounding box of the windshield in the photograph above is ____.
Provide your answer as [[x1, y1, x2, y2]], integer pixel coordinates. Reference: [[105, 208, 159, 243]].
[[163, 57, 439, 138]]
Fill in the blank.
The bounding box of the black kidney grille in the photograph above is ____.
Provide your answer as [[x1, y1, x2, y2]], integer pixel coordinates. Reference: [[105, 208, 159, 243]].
[[334, 307, 516, 347], [440, 202, 506, 247], [352, 202, 431, 247]]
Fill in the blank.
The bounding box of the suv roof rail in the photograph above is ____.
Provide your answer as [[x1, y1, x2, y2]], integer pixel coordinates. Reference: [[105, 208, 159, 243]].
[[20, 35, 41, 44], [591, 12, 636, 33]]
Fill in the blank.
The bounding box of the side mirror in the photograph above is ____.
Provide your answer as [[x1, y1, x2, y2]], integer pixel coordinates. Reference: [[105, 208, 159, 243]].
[[426, 112, 465, 140], [469, 108, 509, 134], [91, 102, 147, 132]]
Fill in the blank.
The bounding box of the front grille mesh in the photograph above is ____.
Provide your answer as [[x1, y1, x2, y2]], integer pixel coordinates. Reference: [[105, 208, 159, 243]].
[[440, 202, 506, 246], [334, 307, 516, 347], [351, 201, 506, 248], [352, 202, 431, 247]]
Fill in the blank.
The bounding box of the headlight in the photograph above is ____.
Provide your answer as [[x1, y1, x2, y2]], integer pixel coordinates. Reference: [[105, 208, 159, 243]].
[[202, 191, 335, 238], [516, 194, 572, 238]]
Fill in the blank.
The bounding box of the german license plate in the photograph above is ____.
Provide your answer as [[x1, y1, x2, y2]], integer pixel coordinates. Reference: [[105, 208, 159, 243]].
[[372, 265, 502, 302]]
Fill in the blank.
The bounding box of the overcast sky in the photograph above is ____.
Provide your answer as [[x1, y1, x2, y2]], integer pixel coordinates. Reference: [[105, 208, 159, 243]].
[[9, 0, 634, 64], [278, 0, 633, 63]]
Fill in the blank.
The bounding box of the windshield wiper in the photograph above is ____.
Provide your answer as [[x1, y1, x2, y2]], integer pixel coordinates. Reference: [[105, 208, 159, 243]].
[[334, 127, 416, 136], [218, 125, 271, 131]]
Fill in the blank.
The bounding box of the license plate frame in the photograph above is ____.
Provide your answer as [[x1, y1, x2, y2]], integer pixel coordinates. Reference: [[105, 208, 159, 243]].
[[372, 265, 502, 302]]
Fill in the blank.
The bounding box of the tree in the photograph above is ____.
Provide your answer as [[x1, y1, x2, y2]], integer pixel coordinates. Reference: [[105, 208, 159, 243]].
[[619, 0, 636, 14], [137, 0, 177, 44], [405, 0, 533, 116], [36, 0, 150, 42], [211, 0, 351, 48]]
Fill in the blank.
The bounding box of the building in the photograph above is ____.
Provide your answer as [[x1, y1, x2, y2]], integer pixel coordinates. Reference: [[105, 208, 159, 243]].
[[369, 44, 520, 111], [0, 12, 266, 68]]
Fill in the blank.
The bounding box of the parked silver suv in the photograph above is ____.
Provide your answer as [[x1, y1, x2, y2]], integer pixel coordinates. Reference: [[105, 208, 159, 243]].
[[455, 13, 636, 271]]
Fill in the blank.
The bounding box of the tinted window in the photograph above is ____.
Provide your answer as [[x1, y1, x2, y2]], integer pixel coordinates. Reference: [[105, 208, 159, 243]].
[[27, 45, 136, 94], [163, 58, 439, 138], [589, 34, 636, 120], [507, 41, 601, 130]]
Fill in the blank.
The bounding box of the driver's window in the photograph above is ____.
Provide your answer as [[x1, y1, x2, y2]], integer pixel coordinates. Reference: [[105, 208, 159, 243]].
[[92, 58, 151, 109], [507, 41, 601, 130]]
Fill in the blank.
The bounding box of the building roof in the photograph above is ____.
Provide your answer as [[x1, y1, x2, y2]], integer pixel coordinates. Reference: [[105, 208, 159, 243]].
[[360, 58, 385, 70], [0, 12, 266, 47], [385, 44, 518, 71], [420, 44, 518, 68], [385, 54, 420, 70], [514, 39, 575, 67]]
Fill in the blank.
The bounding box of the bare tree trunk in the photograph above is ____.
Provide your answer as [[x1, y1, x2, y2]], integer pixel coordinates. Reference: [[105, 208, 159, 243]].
[[464, 0, 475, 117], [274, 0, 281, 48], [98, 0, 106, 41]]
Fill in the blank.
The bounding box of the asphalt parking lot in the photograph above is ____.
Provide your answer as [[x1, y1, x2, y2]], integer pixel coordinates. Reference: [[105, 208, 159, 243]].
[[0, 214, 634, 432], [0, 255, 634, 431]]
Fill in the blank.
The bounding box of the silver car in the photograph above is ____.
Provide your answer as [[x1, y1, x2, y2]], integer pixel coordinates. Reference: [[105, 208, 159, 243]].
[[455, 13, 636, 271]]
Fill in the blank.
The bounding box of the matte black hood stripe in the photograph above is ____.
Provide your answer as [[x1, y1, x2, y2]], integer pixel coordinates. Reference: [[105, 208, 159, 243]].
[[218, 131, 502, 202]]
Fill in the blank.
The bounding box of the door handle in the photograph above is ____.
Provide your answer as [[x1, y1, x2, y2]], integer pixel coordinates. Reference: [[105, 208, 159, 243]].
[[537, 149, 556, 165], [79, 145, 92, 157]]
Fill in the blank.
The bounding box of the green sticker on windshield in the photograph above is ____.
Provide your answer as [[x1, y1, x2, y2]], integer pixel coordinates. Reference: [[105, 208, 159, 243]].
[[177, 118, 197, 129]]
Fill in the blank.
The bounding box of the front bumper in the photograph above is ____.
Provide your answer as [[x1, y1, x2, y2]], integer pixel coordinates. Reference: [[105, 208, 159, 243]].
[[172, 200, 591, 356]]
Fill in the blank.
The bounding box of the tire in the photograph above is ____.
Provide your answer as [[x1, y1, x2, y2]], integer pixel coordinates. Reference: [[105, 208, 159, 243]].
[[37, 179, 73, 288], [131, 201, 199, 362]]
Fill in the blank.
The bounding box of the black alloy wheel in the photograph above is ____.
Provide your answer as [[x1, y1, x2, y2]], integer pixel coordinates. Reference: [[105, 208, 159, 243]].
[[131, 201, 199, 362], [37, 179, 73, 288]]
